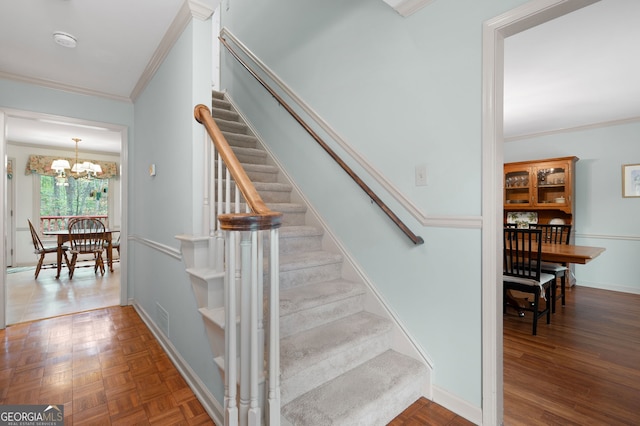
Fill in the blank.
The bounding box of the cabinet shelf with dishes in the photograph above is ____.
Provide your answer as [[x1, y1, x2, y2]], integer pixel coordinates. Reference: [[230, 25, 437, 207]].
[[504, 156, 578, 224]]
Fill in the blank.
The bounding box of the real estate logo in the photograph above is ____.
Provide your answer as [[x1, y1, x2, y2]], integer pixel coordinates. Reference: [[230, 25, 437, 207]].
[[0, 404, 64, 426]]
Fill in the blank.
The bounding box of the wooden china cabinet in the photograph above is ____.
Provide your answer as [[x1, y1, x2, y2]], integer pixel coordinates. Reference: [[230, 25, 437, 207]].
[[504, 156, 579, 226], [504, 156, 579, 289]]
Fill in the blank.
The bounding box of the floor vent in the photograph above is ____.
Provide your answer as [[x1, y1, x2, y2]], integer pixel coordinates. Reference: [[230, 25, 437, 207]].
[[156, 303, 169, 337]]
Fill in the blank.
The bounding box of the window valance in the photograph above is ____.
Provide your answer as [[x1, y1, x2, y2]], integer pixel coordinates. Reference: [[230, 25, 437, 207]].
[[25, 155, 118, 179]]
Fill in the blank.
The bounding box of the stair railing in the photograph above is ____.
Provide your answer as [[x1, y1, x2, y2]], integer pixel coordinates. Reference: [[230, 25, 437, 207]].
[[195, 105, 283, 426], [219, 28, 424, 245]]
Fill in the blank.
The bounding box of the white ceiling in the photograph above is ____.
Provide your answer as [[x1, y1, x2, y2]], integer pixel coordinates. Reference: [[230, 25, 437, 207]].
[[504, 0, 640, 140], [0, 0, 638, 152]]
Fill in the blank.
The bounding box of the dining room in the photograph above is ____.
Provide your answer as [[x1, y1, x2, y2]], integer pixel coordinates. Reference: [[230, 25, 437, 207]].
[[4, 119, 123, 326]]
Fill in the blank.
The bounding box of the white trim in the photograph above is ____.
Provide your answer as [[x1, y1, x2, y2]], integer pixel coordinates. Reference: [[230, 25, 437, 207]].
[[576, 280, 640, 295], [382, 0, 437, 17], [133, 301, 224, 425], [432, 385, 483, 426], [505, 115, 640, 142], [482, 1, 599, 425], [130, 2, 193, 101], [129, 234, 182, 260], [0, 71, 132, 103], [575, 233, 640, 242], [0, 111, 6, 329]]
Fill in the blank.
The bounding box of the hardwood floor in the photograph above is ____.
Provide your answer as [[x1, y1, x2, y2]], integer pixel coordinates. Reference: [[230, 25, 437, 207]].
[[503, 285, 640, 425], [2, 284, 638, 425], [6, 260, 120, 325]]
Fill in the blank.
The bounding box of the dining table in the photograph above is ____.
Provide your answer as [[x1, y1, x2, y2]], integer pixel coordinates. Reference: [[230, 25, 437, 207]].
[[44, 229, 115, 278], [539, 242, 605, 265]]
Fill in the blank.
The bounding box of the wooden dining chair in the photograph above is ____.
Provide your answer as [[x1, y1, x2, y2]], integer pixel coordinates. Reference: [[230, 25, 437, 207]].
[[530, 224, 572, 312], [68, 217, 107, 279], [28, 219, 69, 278], [503, 228, 555, 335]]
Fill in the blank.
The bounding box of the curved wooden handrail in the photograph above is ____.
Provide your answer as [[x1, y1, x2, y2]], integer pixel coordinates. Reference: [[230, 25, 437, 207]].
[[194, 104, 282, 231], [218, 35, 423, 245]]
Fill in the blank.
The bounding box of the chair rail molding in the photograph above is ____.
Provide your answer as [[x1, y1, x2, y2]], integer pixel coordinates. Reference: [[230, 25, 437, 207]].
[[382, 0, 436, 17]]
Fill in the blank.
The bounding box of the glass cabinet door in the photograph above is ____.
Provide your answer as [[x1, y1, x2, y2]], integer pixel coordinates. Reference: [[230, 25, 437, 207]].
[[534, 163, 568, 206], [504, 168, 531, 206]]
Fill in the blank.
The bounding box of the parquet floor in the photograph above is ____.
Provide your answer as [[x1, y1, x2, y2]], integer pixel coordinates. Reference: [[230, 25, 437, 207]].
[[0, 306, 215, 425]]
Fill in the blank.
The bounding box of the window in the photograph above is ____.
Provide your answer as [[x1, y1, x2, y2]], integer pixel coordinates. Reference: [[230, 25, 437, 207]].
[[40, 175, 109, 218]]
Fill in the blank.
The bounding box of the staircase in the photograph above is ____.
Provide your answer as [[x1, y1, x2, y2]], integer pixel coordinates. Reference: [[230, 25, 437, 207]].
[[182, 91, 430, 425]]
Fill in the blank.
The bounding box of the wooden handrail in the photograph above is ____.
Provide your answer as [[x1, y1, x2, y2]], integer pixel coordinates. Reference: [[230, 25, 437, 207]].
[[194, 104, 282, 231], [218, 35, 424, 245]]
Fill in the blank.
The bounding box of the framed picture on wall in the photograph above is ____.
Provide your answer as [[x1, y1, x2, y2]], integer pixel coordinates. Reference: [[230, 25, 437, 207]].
[[622, 163, 640, 198]]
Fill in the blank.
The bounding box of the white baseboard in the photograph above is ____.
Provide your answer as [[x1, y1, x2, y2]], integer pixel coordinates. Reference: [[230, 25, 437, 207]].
[[132, 301, 224, 425], [575, 281, 640, 295], [432, 385, 482, 425]]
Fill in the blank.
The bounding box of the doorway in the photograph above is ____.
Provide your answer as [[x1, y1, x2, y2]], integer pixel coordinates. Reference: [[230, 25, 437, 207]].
[[481, 0, 598, 424], [1, 109, 128, 329]]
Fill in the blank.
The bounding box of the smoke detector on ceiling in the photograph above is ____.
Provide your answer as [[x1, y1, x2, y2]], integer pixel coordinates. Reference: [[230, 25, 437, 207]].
[[53, 31, 77, 48]]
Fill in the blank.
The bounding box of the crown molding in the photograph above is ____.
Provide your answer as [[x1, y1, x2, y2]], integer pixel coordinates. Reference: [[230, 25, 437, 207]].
[[130, 0, 215, 101], [0, 71, 131, 103], [504, 115, 640, 142], [383, 0, 436, 17]]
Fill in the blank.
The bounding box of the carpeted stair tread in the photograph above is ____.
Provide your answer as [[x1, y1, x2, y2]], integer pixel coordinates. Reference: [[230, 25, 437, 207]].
[[279, 250, 342, 272], [280, 279, 365, 316], [280, 311, 391, 380], [279, 225, 323, 239], [282, 350, 427, 426]]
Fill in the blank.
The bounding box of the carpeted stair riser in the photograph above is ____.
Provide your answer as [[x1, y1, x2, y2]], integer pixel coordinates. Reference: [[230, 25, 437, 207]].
[[277, 251, 344, 290], [280, 311, 393, 405], [279, 279, 366, 338], [213, 180, 292, 204], [216, 118, 251, 135], [214, 163, 279, 183], [282, 350, 428, 426], [275, 226, 324, 254], [221, 132, 258, 149], [212, 107, 239, 122], [230, 146, 268, 165]]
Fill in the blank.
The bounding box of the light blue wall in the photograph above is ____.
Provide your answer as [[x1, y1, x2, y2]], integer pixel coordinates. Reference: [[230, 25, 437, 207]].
[[131, 17, 223, 402], [505, 121, 640, 294], [221, 0, 527, 408], [0, 79, 133, 126]]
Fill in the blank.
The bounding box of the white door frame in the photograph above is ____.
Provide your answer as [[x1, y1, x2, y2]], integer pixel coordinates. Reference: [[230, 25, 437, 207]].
[[0, 109, 129, 329], [481, 1, 599, 424]]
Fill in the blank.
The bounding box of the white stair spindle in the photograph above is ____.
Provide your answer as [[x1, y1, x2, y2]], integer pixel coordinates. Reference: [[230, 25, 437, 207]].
[[248, 230, 261, 426], [225, 231, 238, 426], [267, 227, 281, 425]]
